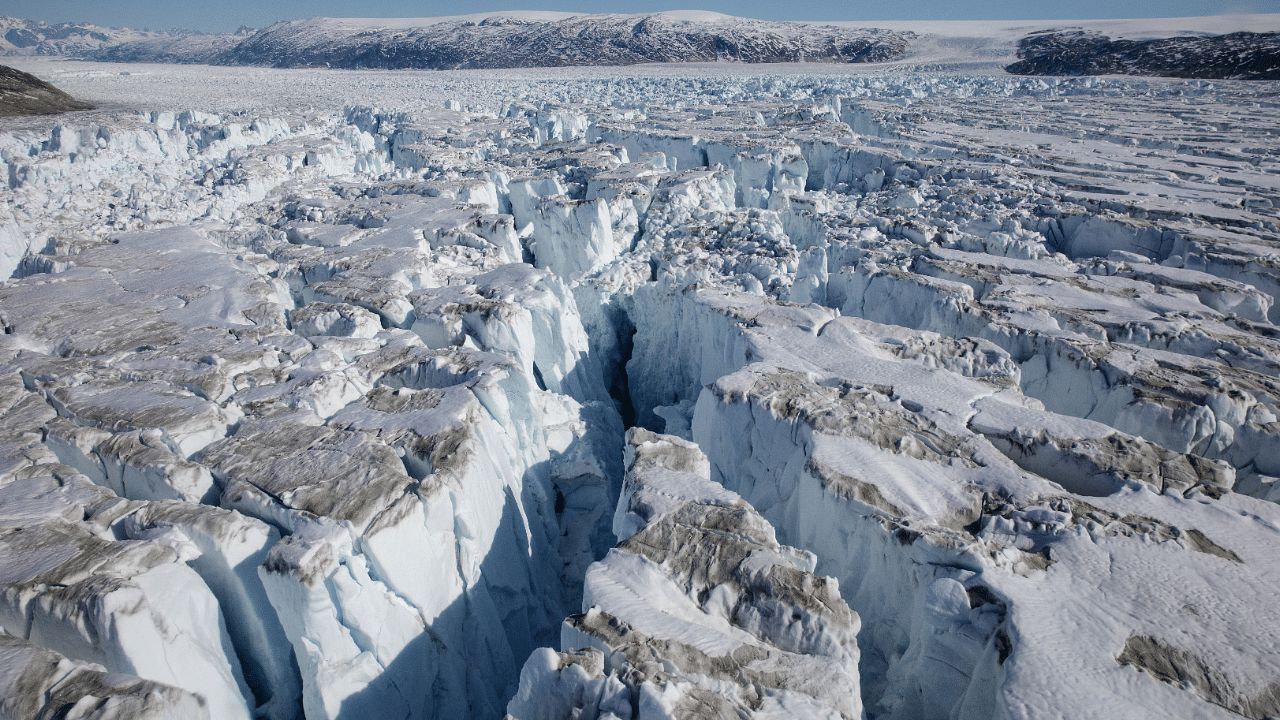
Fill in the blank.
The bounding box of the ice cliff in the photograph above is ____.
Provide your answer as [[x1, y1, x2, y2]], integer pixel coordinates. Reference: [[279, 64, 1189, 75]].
[[508, 428, 862, 720]]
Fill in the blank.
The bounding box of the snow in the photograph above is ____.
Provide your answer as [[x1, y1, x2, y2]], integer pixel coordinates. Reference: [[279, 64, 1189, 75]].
[[303, 12, 586, 30], [0, 473, 255, 720], [1, 25, 1280, 720], [509, 428, 861, 720], [0, 633, 211, 720]]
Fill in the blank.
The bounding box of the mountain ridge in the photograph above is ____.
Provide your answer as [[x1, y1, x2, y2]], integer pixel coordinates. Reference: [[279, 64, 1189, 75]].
[[0, 15, 213, 57], [6, 12, 1280, 78], [98, 13, 915, 69], [1006, 29, 1280, 80]]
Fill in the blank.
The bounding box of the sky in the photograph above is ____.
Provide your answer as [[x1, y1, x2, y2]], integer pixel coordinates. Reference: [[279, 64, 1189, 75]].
[[4, 0, 1276, 34]]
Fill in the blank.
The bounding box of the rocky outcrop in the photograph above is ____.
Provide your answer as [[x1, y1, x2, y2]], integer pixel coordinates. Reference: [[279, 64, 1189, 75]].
[[0, 64, 90, 117], [1007, 29, 1280, 80]]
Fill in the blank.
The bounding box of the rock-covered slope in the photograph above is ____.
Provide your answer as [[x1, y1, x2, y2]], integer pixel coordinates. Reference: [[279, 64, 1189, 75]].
[[0, 63, 90, 116], [90, 31, 249, 65], [1007, 29, 1280, 79], [106, 13, 912, 70], [0, 68, 1279, 720]]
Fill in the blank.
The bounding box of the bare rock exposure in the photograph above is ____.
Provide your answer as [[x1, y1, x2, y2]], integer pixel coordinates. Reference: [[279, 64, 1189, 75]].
[[0, 63, 91, 116]]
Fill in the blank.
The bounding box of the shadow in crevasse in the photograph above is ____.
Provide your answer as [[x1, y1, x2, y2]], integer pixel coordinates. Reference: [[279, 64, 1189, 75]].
[[336, 457, 571, 720]]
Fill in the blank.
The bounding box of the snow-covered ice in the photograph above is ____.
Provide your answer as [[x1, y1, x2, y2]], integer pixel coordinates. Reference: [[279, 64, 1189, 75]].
[[507, 428, 861, 720], [1, 45, 1280, 720]]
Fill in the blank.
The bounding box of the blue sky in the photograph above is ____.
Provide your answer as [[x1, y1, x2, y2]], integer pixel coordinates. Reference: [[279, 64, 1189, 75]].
[[7, 0, 1276, 34]]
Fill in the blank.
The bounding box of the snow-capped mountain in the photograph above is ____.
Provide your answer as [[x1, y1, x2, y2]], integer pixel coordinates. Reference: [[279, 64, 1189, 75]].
[[1007, 29, 1280, 79], [0, 16, 178, 57], [9, 11, 1280, 79], [103, 12, 913, 69], [91, 29, 250, 65]]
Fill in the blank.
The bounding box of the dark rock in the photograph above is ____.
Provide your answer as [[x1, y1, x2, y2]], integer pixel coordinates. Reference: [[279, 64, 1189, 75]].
[[1007, 29, 1280, 80], [0, 63, 91, 117]]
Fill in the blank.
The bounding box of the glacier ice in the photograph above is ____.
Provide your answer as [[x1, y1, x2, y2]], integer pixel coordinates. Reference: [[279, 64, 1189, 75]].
[[508, 428, 862, 720], [0, 633, 211, 720], [0, 55, 1279, 720], [0, 471, 255, 720]]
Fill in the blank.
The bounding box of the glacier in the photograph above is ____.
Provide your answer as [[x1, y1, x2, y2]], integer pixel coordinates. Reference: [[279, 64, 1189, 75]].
[[0, 48, 1279, 720]]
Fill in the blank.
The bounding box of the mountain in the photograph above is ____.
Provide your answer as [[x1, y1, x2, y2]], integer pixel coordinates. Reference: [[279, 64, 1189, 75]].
[[0, 15, 176, 56], [0, 62, 91, 116], [104, 13, 913, 69], [9, 11, 1280, 79], [91, 31, 245, 64], [1007, 28, 1280, 79]]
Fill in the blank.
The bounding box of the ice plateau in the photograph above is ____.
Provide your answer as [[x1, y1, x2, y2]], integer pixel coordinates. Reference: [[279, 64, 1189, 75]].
[[0, 39, 1279, 720]]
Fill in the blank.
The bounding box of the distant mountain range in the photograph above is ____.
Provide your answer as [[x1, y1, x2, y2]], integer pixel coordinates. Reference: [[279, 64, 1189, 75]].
[[0, 16, 239, 57], [85, 13, 915, 69], [4, 12, 1280, 79]]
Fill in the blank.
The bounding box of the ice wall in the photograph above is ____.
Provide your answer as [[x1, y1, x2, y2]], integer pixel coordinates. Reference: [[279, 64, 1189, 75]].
[[508, 428, 863, 720]]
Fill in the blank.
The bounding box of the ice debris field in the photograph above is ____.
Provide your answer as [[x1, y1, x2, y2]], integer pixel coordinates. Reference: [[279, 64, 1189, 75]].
[[1, 57, 1280, 720]]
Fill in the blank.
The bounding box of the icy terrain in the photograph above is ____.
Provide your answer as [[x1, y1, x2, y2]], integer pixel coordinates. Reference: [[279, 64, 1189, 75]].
[[1, 56, 1279, 720]]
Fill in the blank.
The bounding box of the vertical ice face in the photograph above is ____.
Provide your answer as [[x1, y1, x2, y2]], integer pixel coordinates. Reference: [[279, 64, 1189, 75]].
[[679, 304, 1280, 719], [586, 160, 664, 250], [0, 472, 255, 720], [528, 196, 617, 282], [202, 368, 564, 720], [255, 518, 431, 720], [409, 264, 610, 403], [116, 500, 302, 720], [0, 634, 212, 720], [509, 428, 862, 720]]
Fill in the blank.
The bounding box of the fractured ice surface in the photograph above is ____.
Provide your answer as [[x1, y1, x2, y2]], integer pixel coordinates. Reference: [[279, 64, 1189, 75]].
[[507, 428, 861, 720], [1, 61, 1280, 719], [0, 471, 255, 720], [0, 633, 210, 720]]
